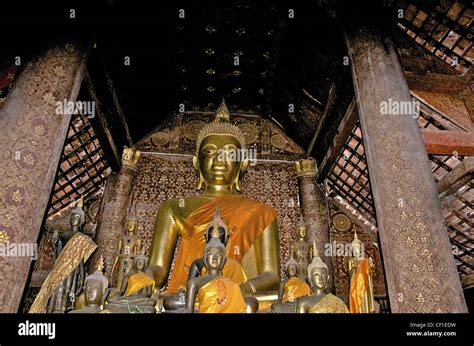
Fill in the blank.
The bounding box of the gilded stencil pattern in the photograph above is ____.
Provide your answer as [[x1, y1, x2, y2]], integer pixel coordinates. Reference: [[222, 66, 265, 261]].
[[345, 30, 467, 312], [0, 44, 84, 311]]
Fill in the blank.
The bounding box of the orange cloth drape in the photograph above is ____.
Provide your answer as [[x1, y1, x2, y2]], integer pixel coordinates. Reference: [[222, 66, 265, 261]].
[[349, 257, 371, 313], [166, 194, 276, 293], [202, 258, 247, 285], [124, 272, 155, 297], [282, 277, 311, 302], [197, 276, 247, 313]]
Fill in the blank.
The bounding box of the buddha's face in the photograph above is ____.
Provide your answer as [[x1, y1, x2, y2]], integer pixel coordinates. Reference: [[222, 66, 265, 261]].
[[310, 267, 328, 290], [135, 258, 146, 271], [297, 225, 307, 239], [286, 263, 298, 277], [85, 281, 103, 305], [126, 220, 138, 233], [205, 247, 225, 271], [70, 212, 83, 228], [352, 242, 363, 258], [195, 134, 244, 189]]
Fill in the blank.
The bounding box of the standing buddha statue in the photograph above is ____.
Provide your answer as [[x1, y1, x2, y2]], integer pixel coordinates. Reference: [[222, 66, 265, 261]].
[[289, 223, 312, 279], [29, 197, 97, 313], [147, 100, 280, 294], [110, 218, 142, 288], [348, 230, 375, 313]]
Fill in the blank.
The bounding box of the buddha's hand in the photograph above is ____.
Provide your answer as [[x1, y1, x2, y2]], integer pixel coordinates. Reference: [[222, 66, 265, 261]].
[[240, 281, 257, 294], [145, 265, 167, 288]]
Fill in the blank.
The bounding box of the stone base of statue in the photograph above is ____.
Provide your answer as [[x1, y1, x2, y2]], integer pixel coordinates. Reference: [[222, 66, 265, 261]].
[[105, 298, 157, 313], [271, 301, 296, 313], [105, 288, 157, 313]]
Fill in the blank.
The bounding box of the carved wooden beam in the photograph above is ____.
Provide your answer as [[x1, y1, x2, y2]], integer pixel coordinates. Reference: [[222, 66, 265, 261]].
[[84, 70, 121, 166], [406, 72, 469, 93], [317, 98, 358, 182], [422, 129, 474, 156], [437, 157, 474, 198]]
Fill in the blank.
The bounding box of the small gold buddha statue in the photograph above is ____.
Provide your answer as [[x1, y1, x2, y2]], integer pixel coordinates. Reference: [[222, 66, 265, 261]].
[[296, 255, 348, 313], [69, 257, 108, 314], [289, 222, 312, 279], [348, 230, 375, 313], [271, 257, 311, 313], [148, 100, 280, 294], [185, 236, 247, 313], [107, 252, 157, 313], [110, 218, 143, 288], [280, 257, 311, 303]]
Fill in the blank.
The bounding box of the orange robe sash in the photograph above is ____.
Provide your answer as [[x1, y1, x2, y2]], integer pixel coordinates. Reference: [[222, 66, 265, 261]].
[[202, 258, 247, 285], [166, 194, 276, 293], [349, 257, 371, 313], [198, 276, 247, 313], [282, 277, 311, 302]]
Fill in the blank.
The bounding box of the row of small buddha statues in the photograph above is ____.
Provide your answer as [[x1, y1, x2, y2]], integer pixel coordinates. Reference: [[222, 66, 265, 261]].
[[29, 192, 375, 313], [29, 100, 377, 314]]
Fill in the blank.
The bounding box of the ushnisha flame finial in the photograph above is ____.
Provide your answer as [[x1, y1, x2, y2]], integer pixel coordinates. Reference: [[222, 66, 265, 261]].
[[195, 99, 246, 156], [207, 207, 228, 241]]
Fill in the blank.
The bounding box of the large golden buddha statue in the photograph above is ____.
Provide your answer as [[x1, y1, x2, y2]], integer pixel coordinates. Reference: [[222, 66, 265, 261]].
[[147, 101, 280, 294]]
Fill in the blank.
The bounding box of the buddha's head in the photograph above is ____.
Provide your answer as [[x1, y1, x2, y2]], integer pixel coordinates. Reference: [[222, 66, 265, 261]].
[[134, 253, 148, 272], [351, 231, 364, 259], [205, 207, 229, 245], [193, 100, 249, 192], [70, 196, 85, 229], [285, 258, 298, 278], [84, 258, 108, 306], [296, 223, 307, 240], [307, 256, 329, 291], [126, 219, 138, 234], [203, 237, 227, 272]]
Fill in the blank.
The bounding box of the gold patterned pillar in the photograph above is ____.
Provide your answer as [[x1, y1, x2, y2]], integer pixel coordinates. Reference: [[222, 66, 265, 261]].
[[346, 26, 467, 312], [295, 157, 334, 292], [0, 43, 87, 312], [91, 147, 142, 278]]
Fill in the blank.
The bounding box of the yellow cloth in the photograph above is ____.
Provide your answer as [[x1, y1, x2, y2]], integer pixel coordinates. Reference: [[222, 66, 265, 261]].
[[282, 277, 311, 302], [201, 258, 247, 285], [309, 293, 349, 313], [124, 272, 155, 297], [198, 276, 247, 313], [349, 258, 373, 313], [29, 233, 96, 313], [167, 194, 276, 293]]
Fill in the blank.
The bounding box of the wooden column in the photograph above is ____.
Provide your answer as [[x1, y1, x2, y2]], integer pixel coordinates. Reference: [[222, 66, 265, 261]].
[[295, 158, 334, 292], [0, 43, 87, 312], [345, 26, 467, 312], [91, 147, 141, 278]]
